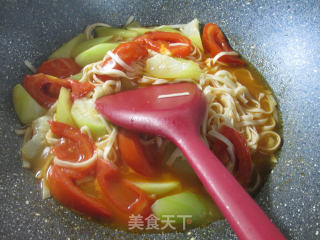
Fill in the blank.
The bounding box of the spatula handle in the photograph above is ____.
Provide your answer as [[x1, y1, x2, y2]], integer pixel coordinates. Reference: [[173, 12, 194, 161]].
[[173, 131, 286, 240]]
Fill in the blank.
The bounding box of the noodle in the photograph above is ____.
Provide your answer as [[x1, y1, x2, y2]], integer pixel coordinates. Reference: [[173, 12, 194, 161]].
[[45, 27, 280, 180], [84, 23, 112, 40], [17, 22, 282, 226], [54, 151, 98, 168]]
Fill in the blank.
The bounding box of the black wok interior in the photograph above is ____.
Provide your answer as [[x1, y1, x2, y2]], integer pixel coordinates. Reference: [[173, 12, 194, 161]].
[[0, 0, 319, 239]]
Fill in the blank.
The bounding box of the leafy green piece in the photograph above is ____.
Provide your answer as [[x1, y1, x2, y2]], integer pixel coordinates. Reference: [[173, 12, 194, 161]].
[[126, 27, 151, 35], [56, 87, 76, 127], [154, 26, 181, 33], [75, 43, 119, 67], [22, 116, 51, 160], [71, 98, 108, 138], [151, 191, 208, 227], [125, 21, 142, 28], [131, 181, 181, 196], [181, 19, 204, 51], [145, 54, 201, 79], [49, 33, 86, 59], [95, 27, 138, 39], [13, 84, 46, 124], [71, 36, 113, 58], [69, 72, 83, 81], [127, 26, 180, 35]]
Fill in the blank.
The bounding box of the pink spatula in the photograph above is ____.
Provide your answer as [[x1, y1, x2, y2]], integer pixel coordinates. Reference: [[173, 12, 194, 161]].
[[96, 82, 286, 240]]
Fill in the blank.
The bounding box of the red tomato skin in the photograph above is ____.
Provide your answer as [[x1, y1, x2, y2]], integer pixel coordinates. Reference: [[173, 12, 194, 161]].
[[96, 158, 151, 222], [202, 23, 246, 66], [97, 42, 148, 82], [50, 121, 95, 162], [101, 42, 148, 69], [47, 165, 111, 219], [213, 125, 252, 187], [68, 79, 94, 101], [117, 129, 155, 177], [24, 73, 68, 108], [134, 31, 192, 57], [37, 58, 82, 78], [23, 73, 93, 108]]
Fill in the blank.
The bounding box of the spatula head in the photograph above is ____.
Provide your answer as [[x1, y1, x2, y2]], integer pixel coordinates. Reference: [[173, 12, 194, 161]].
[[95, 82, 207, 141]]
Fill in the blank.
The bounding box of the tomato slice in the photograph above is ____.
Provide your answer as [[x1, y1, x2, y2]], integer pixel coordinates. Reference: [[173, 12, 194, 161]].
[[202, 23, 246, 66], [117, 129, 156, 177], [96, 158, 151, 222], [50, 121, 95, 162], [98, 42, 148, 82], [24, 73, 94, 108], [134, 31, 192, 57], [47, 164, 111, 219], [68, 79, 95, 100], [58, 165, 94, 180], [213, 125, 252, 187], [104, 42, 148, 68], [37, 58, 82, 78], [24, 73, 67, 108]]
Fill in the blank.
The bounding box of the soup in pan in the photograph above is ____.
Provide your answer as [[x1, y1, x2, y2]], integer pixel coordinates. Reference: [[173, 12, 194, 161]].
[[13, 19, 281, 231]]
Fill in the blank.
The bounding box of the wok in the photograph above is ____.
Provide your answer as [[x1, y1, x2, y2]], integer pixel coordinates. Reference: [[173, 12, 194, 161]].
[[0, 0, 319, 239]]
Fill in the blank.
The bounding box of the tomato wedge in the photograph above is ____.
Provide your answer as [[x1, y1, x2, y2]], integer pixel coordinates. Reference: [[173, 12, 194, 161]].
[[97, 42, 148, 82], [134, 31, 192, 57], [37, 58, 82, 78], [213, 125, 252, 187], [47, 164, 111, 219], [50, 120, 96, 179], [117, 129, 156, 177], [50, 121, 95, 163], [102, 42, 148, 69], [68, 79, 95, 100], [96, 158, 151, 222], [202, 23, 246, 66], [24, 73, 94, 108]]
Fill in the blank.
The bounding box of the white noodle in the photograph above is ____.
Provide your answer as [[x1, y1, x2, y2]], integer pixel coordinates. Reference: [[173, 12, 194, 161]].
[[167, 148, 185, 166], [84, 23, 111, 40], [41, 179, 51, 199], [80, 126, 93, 139], [21, 22, 281, 198], [22, 160, 31, 169], [24, 60, 37, 73], [15, 128, 27, 135], [54, 151, 98, 168], [163, 24, 186, 28], [258, 131, 281, 153], [208, 130, 236, 172], [45, 130, 59, 145], [206, 51, 238, 66], [246, 167, 261, 193], [236, 118, 268, 128], [124, 16, 135, 27], [107, 51, 134, 72], [102, 128, 117, 161]]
